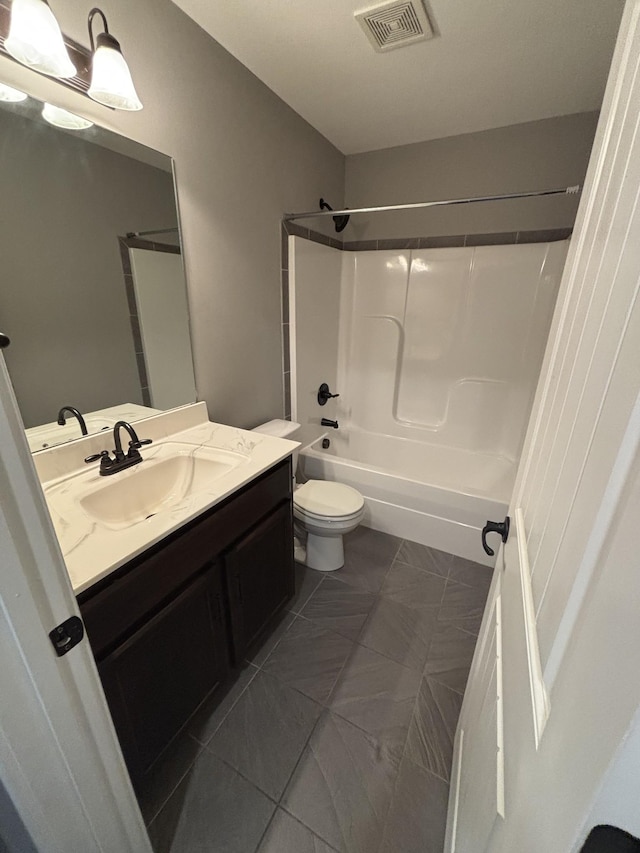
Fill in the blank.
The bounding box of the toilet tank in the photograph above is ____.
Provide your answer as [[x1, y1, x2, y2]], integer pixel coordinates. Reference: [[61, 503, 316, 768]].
[[252, 419, 301, 471]]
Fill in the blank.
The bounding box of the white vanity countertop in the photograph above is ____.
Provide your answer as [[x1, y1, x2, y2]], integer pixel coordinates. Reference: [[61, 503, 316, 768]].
[[38, 408, 298, 595]]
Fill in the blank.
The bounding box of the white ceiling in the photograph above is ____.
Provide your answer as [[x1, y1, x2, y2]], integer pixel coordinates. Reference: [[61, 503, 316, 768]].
[[171, 0, 625, 155]]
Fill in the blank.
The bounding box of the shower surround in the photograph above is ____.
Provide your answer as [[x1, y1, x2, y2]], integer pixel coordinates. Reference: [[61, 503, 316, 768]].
[[289, 236, 568, 565]]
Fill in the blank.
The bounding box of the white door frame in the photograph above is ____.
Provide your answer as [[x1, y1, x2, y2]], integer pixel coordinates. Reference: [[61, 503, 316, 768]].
[[0, 355, 151, 852]]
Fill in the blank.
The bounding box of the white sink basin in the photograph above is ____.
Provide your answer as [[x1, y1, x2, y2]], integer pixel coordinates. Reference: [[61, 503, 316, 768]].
[[78, 443, 248, 528]]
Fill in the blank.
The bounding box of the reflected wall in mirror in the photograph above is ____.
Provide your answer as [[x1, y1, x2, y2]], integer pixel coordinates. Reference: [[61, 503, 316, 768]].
[[0, 96, 197, 451]]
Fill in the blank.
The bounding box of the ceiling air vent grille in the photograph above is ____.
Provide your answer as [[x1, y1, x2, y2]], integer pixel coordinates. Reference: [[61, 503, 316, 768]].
[[355, 0, 434, 52]]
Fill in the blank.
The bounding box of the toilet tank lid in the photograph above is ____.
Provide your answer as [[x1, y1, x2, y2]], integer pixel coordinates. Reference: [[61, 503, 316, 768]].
[[252, 418, 301, 438]]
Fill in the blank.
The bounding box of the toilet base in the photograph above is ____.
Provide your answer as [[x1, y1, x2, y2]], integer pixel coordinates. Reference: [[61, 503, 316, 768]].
[[306, 532, 344, 572], [293, 535, 307, 564]]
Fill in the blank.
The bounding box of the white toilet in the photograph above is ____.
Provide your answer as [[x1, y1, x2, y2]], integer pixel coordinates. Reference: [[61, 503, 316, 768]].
[[252, 419, 365, 572]]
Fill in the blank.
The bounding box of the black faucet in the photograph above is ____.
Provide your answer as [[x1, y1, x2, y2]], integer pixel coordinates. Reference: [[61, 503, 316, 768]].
[[317, 383, 340, 406], [85, 421, 152, 476], [57, 406, 88, 436], [321, 418, 339, 429]]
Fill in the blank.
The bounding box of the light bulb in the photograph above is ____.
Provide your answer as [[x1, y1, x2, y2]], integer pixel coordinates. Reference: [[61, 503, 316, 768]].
[[42, 103, 93, 130], [5, 0, 76, 79], [88, 33, 142, 111], [0, 83, 28, 102]]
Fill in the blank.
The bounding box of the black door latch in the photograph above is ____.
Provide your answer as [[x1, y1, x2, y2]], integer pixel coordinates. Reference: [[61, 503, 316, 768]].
[[481, 516, 510, 556], [49, 616, 84, 657]]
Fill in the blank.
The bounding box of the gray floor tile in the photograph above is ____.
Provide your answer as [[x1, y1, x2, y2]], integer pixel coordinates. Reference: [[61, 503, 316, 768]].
[[405, 677, 462, 782], [290, 563, 325, 614], [136, 731, 202, 825], [379, 756, 450, 853], [148, 749, 275, 853], [333, 527, 401, 594], [248, 609, 297, 667], [207, 671, 322, 800], [448, 556, 493, 592], [424, 622, 478, 694], [438, 580, 487, 635], [302, 577, 376, 640], [258, 809, 338, 853], [358, 596, 438, 672], [262, 616, 354, 703], [282, 712, 399, 853], [382, 561, 447, 609], [346, 526, 402, 561], [188, 664, 259, 745], [329, 644, 421, 761], [395, 541, 453, 578]]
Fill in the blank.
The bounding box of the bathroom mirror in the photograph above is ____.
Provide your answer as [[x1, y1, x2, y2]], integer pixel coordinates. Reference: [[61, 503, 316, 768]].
[[0, 94, 197, 451]]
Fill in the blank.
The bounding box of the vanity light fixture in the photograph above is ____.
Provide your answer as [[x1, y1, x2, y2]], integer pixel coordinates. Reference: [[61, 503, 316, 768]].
[[87, 7, 142, 111], [0, 82, 28, 101], [5, 0, 76, 78], [42, 101, 93, 130]]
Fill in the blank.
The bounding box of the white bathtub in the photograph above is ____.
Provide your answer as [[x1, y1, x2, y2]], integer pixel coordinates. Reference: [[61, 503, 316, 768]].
[[300, 428, 514, 567]]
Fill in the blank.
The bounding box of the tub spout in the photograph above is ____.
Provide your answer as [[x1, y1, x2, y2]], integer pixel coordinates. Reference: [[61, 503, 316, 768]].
[[321, 418, 339, 429]]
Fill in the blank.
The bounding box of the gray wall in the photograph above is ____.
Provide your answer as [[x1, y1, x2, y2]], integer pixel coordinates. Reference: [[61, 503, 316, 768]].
[[0, 0, 344, 429], [344, 113, 599, 241], [0, 109, 178, 428]]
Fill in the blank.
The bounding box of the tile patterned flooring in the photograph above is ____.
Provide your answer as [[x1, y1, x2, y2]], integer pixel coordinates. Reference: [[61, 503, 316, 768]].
[[145, 527, 493, 853]]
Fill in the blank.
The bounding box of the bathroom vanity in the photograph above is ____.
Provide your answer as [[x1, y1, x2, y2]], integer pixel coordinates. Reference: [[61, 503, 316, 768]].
[[78, 459, 293, 783], [34, 404, 298, 787]]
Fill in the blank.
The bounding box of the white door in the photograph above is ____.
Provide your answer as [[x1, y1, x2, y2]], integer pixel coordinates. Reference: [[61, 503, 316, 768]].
[[447, 1, 640, 850], [0, 351, 152, 851]]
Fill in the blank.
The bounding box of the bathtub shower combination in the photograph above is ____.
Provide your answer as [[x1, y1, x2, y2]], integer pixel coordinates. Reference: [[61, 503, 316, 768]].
[[289, 236, 568, 566]]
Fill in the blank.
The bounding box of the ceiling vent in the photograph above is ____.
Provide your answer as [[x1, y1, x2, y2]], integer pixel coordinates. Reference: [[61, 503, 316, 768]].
[[355, 0, 434, 52]]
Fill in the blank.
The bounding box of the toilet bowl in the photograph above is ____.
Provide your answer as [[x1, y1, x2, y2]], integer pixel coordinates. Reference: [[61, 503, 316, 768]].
[[294, 480, 365, 571], [251, 419, 366, 572]]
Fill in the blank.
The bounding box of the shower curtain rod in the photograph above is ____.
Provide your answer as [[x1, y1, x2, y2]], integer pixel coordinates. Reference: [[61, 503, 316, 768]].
[[126, 227, 179, 238], [284, 185, 581, 222]]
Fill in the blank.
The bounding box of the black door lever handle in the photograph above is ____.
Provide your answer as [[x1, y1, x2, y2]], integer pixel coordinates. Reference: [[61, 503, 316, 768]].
[[481, 516, 510, 556]]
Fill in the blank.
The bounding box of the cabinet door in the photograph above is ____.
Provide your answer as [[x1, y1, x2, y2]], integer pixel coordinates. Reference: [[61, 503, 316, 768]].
[[225, 501, 294, 663], [98, 565, 229, 783]]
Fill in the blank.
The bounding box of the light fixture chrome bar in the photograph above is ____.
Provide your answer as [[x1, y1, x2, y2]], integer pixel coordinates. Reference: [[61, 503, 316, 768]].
[[284, 185, 581, 221], [126, 227, 179, 238]]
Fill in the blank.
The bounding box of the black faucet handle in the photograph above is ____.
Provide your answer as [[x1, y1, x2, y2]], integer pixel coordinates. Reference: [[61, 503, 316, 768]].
[[318, 383, 340, 406], [85, 450, 115, 472], [129, 438, 152, 450], [85, 450, 110, 464]]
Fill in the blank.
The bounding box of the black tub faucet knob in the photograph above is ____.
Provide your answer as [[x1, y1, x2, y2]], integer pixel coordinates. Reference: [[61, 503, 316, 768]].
[[318, 383, 339, 406]]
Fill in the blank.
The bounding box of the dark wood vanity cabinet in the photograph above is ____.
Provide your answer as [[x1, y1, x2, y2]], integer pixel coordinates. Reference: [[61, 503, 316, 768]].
[[225, 501, 294, 662], [98, 566, 228, 780], [77, 459, 294, 785]]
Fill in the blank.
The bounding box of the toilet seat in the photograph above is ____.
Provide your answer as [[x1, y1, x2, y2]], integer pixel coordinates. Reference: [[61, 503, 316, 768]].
[[294, 505, 364, 525], [294, 480, 364, 519]]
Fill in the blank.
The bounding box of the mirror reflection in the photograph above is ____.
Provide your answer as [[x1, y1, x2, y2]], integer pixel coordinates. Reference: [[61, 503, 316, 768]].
[[0, 96, 197, 451]]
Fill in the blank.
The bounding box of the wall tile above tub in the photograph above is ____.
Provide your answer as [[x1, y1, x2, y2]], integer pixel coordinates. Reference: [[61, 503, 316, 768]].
[[464, 232, 517, 246], [340, 228, 571, 252]]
